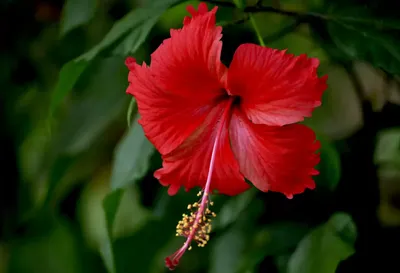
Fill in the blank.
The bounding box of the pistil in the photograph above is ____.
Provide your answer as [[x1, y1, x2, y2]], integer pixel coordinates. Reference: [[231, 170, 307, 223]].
[[165, 98, 234, 270]]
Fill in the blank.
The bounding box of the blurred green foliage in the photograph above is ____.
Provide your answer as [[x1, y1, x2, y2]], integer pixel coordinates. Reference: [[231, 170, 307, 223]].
[[1, 0, 400, 273]]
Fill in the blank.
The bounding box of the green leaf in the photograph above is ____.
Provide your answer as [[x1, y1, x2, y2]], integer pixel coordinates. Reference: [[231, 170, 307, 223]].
[[103, 189, 124, 236], [49, 60, 88, 117], [60, 0, 97, 36], [81, 171, 150, 273], [110, 116, 155, 190], [210, 227, 246, 273], [50, 0, 183, 119], [112, 15, 160, 56], [103, 189, 197, 273], [327, 6, 400, 74], [126, 98, 136, 128], [315, 135, 341, 191], [77, 0, 183, 62], [275, 254, 292, 273], [77, 9, 157, 62], [8, 219, 85, 273], [268, 29, 328, 62], [102, 189, 124, 273], [374, 128, 400, 167], [287, 212, 357, 273], [232, 0, 246, 9], [210, 192, 264, 273], [142, 0, 185, 8], [111, 220, 172, 273], [158, 0, 199, 31], [213, 188, 257, 230], [238, 223, 310, 273], [36, 58, 128, 209], [304, 64, 363, 140], [55, 57, 128, 155]]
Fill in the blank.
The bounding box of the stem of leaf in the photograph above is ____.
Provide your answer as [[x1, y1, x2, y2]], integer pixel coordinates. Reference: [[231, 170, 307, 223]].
[[204, 0, 301, 17], [219, 15, 249, 27], [127, 97, 136, 128], [262, 19, 302, 44], [249, 14, 265, 46], [203, 0, 325, 19]]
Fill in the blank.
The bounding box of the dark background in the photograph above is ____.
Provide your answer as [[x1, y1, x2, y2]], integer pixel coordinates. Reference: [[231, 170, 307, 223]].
[[1, 0, 400, 272]]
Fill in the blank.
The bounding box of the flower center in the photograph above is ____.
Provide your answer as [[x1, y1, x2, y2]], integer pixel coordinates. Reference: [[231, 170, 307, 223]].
[[232, 95, 241, 106], [165, 97, 235, 270]]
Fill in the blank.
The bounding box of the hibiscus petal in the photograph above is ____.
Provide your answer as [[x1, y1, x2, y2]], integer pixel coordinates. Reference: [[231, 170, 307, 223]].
[[227, 43, 328, 126], [154, 101, 250, 196], [183, 2, 209, 25], [229, 108, 320, 198], [126, 3, 226, 155]]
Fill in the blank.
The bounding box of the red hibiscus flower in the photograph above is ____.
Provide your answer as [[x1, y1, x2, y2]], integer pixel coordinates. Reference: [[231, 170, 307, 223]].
[[125, 2, 327, 270]]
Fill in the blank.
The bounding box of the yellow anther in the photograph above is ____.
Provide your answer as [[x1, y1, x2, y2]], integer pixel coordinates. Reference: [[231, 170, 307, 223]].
[[210, 201, 214, 206], [174, 196, 217, 251], [189, 246, 192, 251]]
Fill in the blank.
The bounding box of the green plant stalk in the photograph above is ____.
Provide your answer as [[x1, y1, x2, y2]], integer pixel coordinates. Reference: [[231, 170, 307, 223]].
[[249, 15, 265, 46]]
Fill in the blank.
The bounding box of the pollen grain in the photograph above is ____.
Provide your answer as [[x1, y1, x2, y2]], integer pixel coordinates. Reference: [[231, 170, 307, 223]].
[[175, 193, 215, 247], [165, 191, 217, 270]]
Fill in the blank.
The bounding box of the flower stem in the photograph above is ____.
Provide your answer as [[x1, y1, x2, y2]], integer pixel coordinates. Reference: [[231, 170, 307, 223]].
[[249, 14, 265, 46]]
